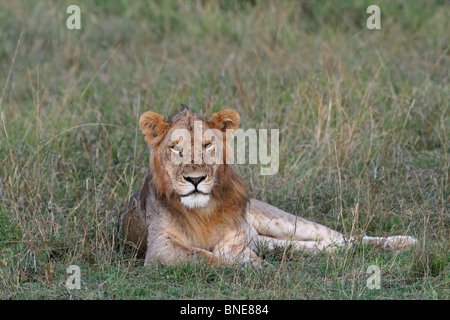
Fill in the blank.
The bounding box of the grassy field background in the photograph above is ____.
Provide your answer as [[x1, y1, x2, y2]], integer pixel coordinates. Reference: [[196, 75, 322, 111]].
[[0, 0, 448, 299]]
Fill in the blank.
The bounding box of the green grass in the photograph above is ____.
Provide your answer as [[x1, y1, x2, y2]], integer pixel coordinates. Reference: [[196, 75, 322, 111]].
[[0, 0, 448, 299]]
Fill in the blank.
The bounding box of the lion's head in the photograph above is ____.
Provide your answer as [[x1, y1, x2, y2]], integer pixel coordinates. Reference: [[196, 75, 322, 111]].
[[139, 105, 248, 214]]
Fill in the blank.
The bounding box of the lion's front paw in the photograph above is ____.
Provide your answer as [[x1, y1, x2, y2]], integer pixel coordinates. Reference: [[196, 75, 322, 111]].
[[240, 256, 273, 270]]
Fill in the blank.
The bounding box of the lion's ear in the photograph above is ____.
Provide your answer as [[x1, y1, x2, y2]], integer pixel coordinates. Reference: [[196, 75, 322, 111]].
[[211, 109, 240, 132], [139, 111, 169, 144]]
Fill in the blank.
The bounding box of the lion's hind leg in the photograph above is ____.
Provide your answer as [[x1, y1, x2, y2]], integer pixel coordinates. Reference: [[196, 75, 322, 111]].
[[248, 199, 343, 243], [248, 199, 417, 253], [359, 235, 417, 251], [255, 235, 345, 253], [120, 192, 148, 256], [254, 234, 417, 254]]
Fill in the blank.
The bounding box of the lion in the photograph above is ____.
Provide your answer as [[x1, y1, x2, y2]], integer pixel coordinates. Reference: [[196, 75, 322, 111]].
[[120, 105, 417, 267]]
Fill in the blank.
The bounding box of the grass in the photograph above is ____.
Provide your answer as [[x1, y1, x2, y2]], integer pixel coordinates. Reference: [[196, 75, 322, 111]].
[[0, 0, 448, 299]]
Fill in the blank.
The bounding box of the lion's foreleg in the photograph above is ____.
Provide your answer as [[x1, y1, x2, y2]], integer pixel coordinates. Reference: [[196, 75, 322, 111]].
[[213, 229, 267, 268], [144, 232, 235, 266]]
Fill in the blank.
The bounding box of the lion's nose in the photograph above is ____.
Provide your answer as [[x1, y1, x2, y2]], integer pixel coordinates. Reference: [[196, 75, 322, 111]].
[[184, 175, 206, 187]]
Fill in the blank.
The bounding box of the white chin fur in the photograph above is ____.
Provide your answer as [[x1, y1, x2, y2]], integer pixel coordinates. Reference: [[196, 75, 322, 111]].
[[180, 193, 210, 209]]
